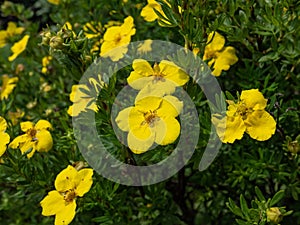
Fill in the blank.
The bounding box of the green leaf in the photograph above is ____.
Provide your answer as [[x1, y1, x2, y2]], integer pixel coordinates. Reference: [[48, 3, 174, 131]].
[[270, 190, 285, 206], [226, 198, 244, 218], [255, 186, 266, 202], [240, 195, 250, 220]]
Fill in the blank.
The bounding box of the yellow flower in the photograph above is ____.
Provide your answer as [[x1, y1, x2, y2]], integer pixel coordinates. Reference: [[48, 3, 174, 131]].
[[0, 116, 10, 157], [67, 84, 98, 117], [100, 16, 136, 61], [212, 89, 276, 143], [141, 0, 165, 22], [40, 165, 93, 225], [0, 74, 19, 100], [41, 56, 52, 74], [137, 39, 152, 53], [140, 0, 181, 25], [9, 120, 53, 158], [127, 59, 189, 100], [0, 22, 25, 48], [47, 0, 60, 5], [8, 34, 30, 61], [115, 95, 183, 154], [203, 32, 238, 76], [267, 207, 283, 224]]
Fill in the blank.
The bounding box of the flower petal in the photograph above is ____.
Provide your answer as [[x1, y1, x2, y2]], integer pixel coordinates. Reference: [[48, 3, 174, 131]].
[[135, 81, 176, 101], [36, 130, 53, 152], [127, 72, 153, 90], [128, 108, 152, 140], [212, 46, 238, 76], [20, 121, 34, 132], [131, 59, 154, 77], [240, 89, 267, 110], [127, 130, 155, 154], [153, 117, 180, 145], [0, 133, 10, 157], [40, 190, 65, 216], [35, 120, 52, 130], [55, 165, 78, 192], [245, 110, 276, 141], [54, 201, 76, 225], [213, 114, 246, 143], [159, 60, 189, 86], [115, 107, 133, 132], [135, 96, 162, 112], [0, 116, 8, 131], [156, 96, 183, 118], [75, 168, 93, 197]]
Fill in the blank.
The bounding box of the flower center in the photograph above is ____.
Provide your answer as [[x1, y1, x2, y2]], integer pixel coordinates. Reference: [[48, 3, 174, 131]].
[[114, 34, 122, 44], [27, 128, 38, 141], [63, 189, 76, 203], [236, 102, 253, 120], [152, 63, 165, 83], [143, 110, 159, 127]]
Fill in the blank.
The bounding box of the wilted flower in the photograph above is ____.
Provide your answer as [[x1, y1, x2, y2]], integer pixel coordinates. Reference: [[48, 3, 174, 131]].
[[115, 95, 183, 154], [100, 16, 136, 61], [203, 31, 238, 76], [212, 89, 276, 143], [40, 165, 93, 225], [9, 120, 53, 158]]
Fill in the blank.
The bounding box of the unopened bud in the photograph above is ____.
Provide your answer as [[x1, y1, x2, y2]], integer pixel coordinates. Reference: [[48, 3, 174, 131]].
[[49, 36, 64, 49], [267, 207, 283, 224]]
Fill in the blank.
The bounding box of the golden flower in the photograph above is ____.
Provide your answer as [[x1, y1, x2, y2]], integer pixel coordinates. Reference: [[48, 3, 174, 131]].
[[0, 74, 18, 100], [9, 120, 53, 158], [8, 34, 30, 61], [100, 16, 136, 61], [40, 165, 93, 225], [115, 95, 183, 154], [203, 31, 238, 76], [212, 89, 276, 143], [67, 84, 98, 117], [127, 59, 189, 100], [0, 22, 25, 48], [0, 116, 10, 157]]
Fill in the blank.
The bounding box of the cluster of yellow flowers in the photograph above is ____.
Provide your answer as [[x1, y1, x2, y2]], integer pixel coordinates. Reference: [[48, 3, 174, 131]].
[[116, 59, 189, 154]]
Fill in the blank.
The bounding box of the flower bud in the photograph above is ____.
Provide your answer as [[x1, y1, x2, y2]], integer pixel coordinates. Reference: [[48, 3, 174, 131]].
[[49, 36, 64, 49], [267, 207, 283, 224], [40, 31, 52, 45]]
